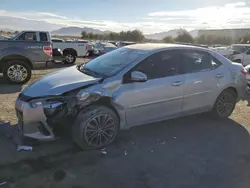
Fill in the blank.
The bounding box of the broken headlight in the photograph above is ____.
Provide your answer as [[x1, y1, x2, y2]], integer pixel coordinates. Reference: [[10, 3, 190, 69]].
[[30, 100, 65, 117]]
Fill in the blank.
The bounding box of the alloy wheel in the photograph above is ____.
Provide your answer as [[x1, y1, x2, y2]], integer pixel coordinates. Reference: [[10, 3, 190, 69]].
[[84, 114, 116, 147], [7, 64, 28, 82], [216, 93, 235, 117]]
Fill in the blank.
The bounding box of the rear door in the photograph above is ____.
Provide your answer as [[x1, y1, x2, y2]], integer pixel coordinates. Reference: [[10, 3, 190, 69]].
[[16, 32, 51, 62], [181, 49, 223, 114]]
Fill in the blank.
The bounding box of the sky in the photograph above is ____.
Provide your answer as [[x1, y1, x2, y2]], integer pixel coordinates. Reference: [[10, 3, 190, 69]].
[[0, 0, 250, 33]]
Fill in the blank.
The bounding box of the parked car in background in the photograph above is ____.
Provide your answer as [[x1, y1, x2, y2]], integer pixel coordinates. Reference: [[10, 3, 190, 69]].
[[229, 44, 250, 66], [116, 41, 136, 48], [210, 46, 234, 59], [52, 38, 89, 64], [15, 43, 247, 150], [93, 42, 117, 55], [52, 48, 65, 62], [0, 30, 52, 84]]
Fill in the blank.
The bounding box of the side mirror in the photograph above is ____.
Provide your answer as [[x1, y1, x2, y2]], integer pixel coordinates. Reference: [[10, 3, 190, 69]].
[[130, 71, 147, 82]]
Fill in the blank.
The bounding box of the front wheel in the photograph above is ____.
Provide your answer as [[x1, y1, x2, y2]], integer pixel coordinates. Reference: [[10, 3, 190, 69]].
[[212, 89, 237, 118], [72, 105, 119, 150], [3, 60, 32, 84]]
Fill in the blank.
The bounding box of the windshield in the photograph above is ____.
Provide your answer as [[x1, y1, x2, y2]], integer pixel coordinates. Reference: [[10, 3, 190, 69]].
[[81, 47, 145, 77]]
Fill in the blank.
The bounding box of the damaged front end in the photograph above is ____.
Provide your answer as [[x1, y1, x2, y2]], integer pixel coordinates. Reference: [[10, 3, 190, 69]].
[[15, 90, 102, 141]]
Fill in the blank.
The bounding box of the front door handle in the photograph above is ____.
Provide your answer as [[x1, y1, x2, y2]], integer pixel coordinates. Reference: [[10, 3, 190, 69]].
[[216, 73, 224, 78], [171, 81, 183, 86]]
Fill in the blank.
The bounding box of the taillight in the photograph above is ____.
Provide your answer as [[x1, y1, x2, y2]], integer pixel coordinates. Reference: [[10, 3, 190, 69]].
[[241, 68, 247, 77], [85, 44, 88, 50], [43, 45, 52, 56]]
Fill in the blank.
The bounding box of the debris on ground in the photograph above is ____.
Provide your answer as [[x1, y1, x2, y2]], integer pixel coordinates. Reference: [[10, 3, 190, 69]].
[[160, 141, 166, 145], [17, 145, 33, 152], [124, 150, 128, 156], [0, 182, 6, 186], [150, 149, 154, 153], [173, 137, 177, 139], [100, 148, 108, 155], [131, 141, 135, 145]]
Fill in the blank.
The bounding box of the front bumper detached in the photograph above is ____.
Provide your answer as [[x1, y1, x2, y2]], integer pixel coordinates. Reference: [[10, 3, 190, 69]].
[[15, 98, 55, 141]]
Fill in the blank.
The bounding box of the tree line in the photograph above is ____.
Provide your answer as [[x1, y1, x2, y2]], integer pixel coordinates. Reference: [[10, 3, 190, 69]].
[[81, 30, 145, 42], [163, 30, 250, 45]]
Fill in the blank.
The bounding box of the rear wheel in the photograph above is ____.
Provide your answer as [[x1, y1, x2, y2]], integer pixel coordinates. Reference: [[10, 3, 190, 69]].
[[212, 89, 237, 118], [64, 53, 76, 64], [3, 60, 31, 84], [72, 105, 119, 150]]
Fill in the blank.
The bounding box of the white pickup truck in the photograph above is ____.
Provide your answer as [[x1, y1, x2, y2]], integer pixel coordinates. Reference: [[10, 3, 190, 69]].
[[52, 39, 89, 64]]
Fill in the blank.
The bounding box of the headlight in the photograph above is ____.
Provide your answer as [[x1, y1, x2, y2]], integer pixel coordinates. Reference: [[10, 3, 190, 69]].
[[30, 100, 65, 117]]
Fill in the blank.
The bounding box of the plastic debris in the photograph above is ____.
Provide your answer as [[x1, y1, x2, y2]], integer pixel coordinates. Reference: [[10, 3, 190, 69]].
[[160, 141, 166, 145], [173, 137, 177, 139], [100, 148, 107, 155], [124, 150, 128, 156], [17, 145, 33, 152], [150, 149, 154, 153], [0, 182, 6, 186]]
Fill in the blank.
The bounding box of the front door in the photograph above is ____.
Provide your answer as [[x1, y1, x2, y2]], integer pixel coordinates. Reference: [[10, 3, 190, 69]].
[[113, 50, 185, 126]]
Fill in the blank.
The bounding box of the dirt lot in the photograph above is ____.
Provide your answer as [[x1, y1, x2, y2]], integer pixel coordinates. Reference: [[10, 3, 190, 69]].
[[1, 60, 250, 188]]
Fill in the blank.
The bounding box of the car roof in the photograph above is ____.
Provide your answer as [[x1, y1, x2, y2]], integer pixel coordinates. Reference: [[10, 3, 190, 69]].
[[124, 43, 207, 52], [232, 44, 250, 46]]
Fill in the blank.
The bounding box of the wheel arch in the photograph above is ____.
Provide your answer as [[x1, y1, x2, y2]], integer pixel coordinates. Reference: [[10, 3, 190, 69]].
[[63, 48, 78, 57], [0, 54, 33, 72]]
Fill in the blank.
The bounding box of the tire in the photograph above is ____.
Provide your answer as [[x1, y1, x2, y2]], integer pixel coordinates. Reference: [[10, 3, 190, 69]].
[[64, 53, 76, 64], [3, 60, 31, 84], [72, 105, 119, 150], [211, 89, 237, 119]]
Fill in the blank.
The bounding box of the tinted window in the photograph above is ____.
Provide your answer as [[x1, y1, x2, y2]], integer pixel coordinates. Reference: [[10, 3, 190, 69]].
[[18, 32, 36, 41], [39, 32, 48, 42], [181, 50, 211, 73], [52, 39, 63, 42], [132, 50, 183, 80], [211, 56, 222, 69]]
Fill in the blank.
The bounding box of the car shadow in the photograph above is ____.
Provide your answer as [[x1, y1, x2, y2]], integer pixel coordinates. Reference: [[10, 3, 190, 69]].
[[1, 114, 250, 188], [0, 75, 23, 94]]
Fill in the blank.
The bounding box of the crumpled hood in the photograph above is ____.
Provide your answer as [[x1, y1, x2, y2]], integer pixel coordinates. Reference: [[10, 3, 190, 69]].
[[22, 66, 101, 97]]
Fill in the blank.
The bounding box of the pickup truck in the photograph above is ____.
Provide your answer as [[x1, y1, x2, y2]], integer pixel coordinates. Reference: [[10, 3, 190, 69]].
[[0, 31, 52, 84], [52, 39, 89, 64]]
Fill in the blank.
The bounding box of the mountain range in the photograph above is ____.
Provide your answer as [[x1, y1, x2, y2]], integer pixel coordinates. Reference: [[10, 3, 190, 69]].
[[0, 16, 199, 40]]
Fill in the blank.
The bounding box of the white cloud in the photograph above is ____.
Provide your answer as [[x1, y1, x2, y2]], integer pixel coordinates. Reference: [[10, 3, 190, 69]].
[[147, 1, 250, 30], [1, 2, 250, 34]]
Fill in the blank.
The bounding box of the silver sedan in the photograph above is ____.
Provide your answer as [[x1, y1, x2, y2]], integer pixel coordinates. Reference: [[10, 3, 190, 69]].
[[15, 43, 247, 150]]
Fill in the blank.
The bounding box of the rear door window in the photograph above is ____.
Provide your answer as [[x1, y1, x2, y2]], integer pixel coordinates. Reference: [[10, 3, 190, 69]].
[[181, 50, 212, 73], [39, 32, 48, 42]]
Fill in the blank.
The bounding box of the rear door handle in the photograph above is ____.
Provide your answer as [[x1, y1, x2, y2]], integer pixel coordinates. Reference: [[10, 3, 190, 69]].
[[216, 73, 224, 78], [171, 81, 183, 86]]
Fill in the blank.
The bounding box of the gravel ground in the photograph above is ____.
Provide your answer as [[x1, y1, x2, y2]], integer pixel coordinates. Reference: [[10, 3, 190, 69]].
[[1, 60, 250, 188]]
